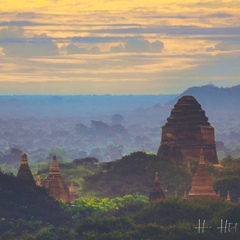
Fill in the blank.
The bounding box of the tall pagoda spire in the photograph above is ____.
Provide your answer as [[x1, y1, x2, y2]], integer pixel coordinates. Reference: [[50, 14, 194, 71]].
[[149, 172, 165, 202], [49, 155, 61, 176], [187, 149, 219, 200], [17, 153, 35, 184], [43, 156, 70, 203]]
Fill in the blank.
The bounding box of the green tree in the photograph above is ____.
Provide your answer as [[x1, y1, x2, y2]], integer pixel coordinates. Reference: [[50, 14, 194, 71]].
[[83, 152, 191, 198], [48, 148, 70, 161]]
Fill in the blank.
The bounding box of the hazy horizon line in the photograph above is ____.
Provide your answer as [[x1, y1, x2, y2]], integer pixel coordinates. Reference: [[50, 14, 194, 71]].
[[0, 83, 239, 96]]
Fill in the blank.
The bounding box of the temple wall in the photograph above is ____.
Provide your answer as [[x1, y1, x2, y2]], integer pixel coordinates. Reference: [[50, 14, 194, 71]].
[[200, 125, 215, 144]]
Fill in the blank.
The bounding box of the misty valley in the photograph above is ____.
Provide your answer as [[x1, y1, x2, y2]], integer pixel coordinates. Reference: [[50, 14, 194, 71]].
[[1, 85, 240, 170]]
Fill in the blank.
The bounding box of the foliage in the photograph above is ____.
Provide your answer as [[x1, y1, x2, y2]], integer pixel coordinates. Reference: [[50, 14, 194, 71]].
[[2, 173, 240, 240], [0, 171, 72, 237], [83, 152, 191, 198], [212, 156, 240, 201], [0, 147, 23, 168], [76, 216, 134, 240], [48, 148, 70, 161], [33, 226, 77, 240], [73, 157, 99, 166], [60, 194, 148, 219], [214, 176, 240, 202], [36, 159, 98, 196], [72, 197, 240, 240], [221, 155, 240, 169]]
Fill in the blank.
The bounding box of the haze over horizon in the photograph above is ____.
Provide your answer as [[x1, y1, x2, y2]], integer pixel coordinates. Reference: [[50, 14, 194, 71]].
[[0, 0, 240, 95]]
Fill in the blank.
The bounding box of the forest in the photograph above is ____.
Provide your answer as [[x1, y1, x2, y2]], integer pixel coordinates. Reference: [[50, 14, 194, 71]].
[[1, 84, 240, 239], [1, 152, 240, 239]]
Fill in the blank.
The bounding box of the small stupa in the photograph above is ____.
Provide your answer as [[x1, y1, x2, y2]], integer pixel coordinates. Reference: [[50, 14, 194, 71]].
[[17, 153, 35, 184], [36, 170, 42, 187], [43, 156, 70, 203], [149, 172, 165, 202], [69, 180, 79, 203], [187, 149, 219, 200], [226, 191, 231, 202]]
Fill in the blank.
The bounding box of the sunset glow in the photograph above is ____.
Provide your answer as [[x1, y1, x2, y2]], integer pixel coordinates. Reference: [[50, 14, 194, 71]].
[[0, 0, 239, 94]]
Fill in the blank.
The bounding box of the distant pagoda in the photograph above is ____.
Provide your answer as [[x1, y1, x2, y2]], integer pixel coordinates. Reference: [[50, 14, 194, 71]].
[[69, 180, 79, 203], [43, 156, 70, 203], [17, 153, 35, 184], [157, 95, 218, 164], [187, 150, 219, 199], [36, 170, 42, 187], [149, 172, 165, 202]]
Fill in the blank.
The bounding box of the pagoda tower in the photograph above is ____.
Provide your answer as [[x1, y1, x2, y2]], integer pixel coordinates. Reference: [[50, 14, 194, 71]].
[[187, 150, 219, 199], [157, 95, 218, 164], [43, 156, 70, 203], [69, 180, 79, 203], [17, 153, 35, 184], [149, 172, 165, 202]]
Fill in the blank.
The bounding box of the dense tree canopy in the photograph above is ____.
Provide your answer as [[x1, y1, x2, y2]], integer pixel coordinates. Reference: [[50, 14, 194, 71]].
[[0, 171, 72, 237], [83, 152, 191, 198]]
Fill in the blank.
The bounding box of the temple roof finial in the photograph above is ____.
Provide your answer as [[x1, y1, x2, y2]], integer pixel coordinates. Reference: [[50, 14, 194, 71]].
[[49, 155, 61, 175], [21, 153, 28, 164]]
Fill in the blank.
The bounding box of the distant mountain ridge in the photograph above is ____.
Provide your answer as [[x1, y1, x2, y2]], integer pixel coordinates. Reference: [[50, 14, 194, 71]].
[[128, 84, 240, 127], [165, 84, 240, 154], [169, 84, 240, 111]]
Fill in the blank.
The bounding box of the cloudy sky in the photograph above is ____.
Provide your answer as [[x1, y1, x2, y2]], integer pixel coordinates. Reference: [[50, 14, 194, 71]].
[[0, 0, 239, 94]]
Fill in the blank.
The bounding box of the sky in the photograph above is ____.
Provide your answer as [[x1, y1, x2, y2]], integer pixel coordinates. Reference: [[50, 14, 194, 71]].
[[0, 0, 240, 94]]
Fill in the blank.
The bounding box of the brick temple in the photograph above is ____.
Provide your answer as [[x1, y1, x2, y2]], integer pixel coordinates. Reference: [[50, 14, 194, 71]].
[[187, 149, 219, 199], [43, 155, 70, 203], [157, 95, 218, 164]]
